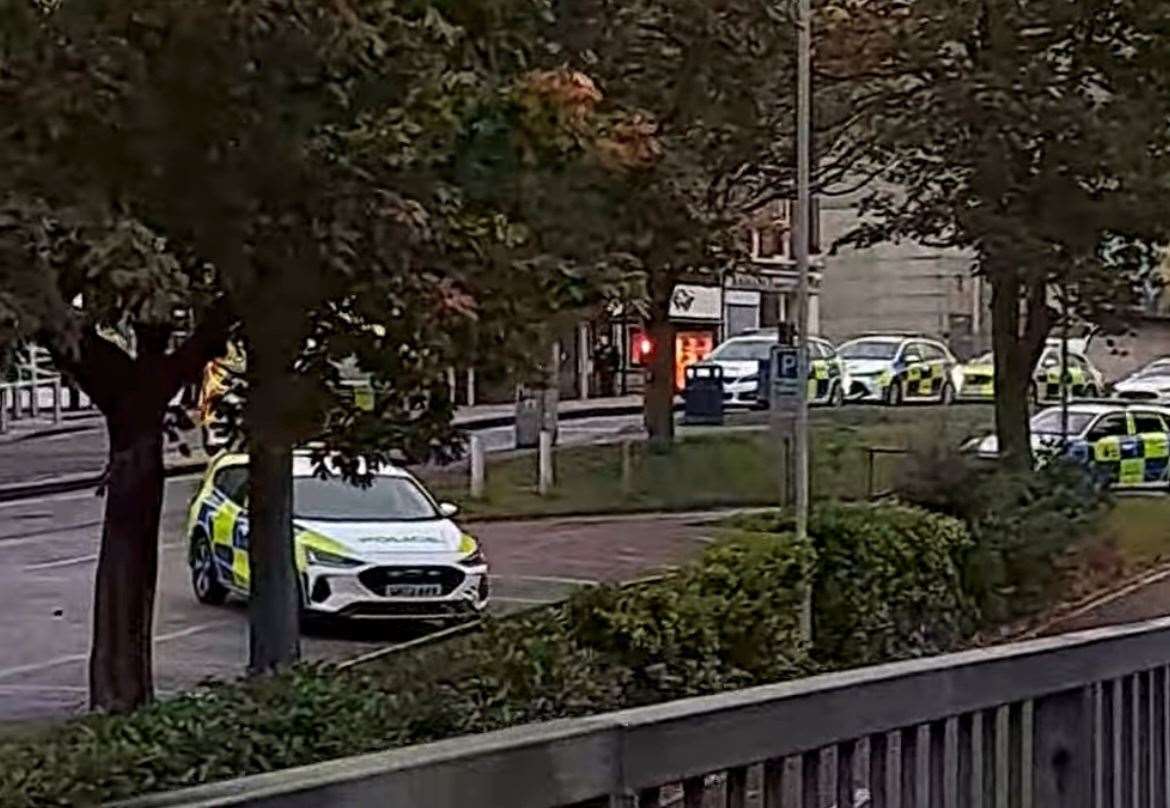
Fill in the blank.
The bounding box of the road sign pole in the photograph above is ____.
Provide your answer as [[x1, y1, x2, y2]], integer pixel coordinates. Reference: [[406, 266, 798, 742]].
[[1060, 284, 1070, 446], [794, 0, 813, 639]]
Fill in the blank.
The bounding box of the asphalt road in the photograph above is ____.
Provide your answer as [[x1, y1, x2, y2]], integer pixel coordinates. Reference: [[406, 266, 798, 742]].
[[0, 413, 649, 489], [0, 477, 719, 722]]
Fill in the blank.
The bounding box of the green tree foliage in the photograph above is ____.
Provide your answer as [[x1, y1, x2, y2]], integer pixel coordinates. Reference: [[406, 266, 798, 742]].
[[0, 0, 601, 693], [532, 0, 803, 446], [835, 0, 1170, 466]]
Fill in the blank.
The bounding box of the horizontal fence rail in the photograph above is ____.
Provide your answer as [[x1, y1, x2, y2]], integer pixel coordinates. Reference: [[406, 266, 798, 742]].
[[115, 616, 1170, 808]]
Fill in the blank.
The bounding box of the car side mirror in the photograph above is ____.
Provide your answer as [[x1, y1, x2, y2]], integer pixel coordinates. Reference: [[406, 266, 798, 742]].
[[439, 502, 460, 518]]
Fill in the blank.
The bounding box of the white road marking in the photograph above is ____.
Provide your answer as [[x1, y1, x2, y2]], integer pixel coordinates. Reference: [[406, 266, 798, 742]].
[[23, 553, 98, 571], [0, 684, 89, 694], [0, 622, 227, 681], [493, 574, 599, 587], [0, 490, 98, 510]]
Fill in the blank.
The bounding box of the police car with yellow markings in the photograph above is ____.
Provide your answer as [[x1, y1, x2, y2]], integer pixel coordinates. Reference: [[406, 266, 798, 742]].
[[974, 403, 1170, 490], [838, 334, 959, 405], [187, 452, 489, 621], [953, 346, 1105, 404], [705, 332, 848, 408]]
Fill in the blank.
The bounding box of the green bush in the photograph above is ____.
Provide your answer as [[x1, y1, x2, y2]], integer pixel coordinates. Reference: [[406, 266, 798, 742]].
[[724, 502, 975, 666], [896, 447, 1109, 623], [808, 502, 975, 666], [0, 533, 812, 807]]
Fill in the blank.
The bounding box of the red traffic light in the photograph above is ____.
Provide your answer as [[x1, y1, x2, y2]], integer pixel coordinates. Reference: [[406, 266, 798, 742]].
[[631, 331, 654, 364]]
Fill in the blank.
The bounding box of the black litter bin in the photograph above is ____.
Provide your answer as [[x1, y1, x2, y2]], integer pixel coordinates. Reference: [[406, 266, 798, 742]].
[[683, 364, 725, 425]]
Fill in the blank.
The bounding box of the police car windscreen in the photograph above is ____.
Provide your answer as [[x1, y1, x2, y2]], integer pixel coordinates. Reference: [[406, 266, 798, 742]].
[[1030, 410, 1094, 436], [711, 340, 773, 361], [839, 341, 898, 360], [293, 476, 439, 522]]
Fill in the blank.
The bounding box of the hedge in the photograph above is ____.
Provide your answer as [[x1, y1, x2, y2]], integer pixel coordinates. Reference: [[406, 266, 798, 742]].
[[726, 501, 976, 666], [895, 447, 1110, 623], [0, 533, 814, 807]]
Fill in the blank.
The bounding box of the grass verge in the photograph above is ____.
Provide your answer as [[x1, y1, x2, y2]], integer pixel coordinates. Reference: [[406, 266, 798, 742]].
[[421, 405, 993, 518]]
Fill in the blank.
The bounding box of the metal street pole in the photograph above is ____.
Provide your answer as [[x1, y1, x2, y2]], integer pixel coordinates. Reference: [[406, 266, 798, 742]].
[[1060, 284, 1070, 446], [794, 0, 813, 637]]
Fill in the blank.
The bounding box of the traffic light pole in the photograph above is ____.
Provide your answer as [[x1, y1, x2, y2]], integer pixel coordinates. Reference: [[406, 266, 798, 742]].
[[794, 0, 813, 638]]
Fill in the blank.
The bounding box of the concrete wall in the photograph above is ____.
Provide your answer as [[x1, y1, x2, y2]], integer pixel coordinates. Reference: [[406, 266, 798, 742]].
[[1087, 316, 1170, 383], [818, 196, 989, 357]]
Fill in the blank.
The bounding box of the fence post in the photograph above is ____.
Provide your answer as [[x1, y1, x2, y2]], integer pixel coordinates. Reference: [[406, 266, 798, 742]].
[[0, 386, 8, 434], [538, 429, 554, 496], [864, 448, 876, 500], [469, 435, 485, 500], [1033, 687, 1093, 807], [29, 351, 40, 417], [52, 377, 62, 424], [11, 382, 22, 421]]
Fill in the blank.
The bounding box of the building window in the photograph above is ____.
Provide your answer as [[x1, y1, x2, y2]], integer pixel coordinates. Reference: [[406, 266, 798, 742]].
[[726, 304, 759, 337], [747, 198, 820, 262]]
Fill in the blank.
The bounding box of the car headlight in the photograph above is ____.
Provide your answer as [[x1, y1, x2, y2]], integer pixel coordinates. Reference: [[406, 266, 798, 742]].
[[458, 533, 486, 567], [305, 547, 364, 568]]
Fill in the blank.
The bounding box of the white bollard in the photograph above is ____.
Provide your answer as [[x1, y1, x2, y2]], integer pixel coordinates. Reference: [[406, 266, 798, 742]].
[[538, 429, 554, 496], [621, 439, 633, 496], [52, 377, 62, 424], [469, 434, 485, 500]]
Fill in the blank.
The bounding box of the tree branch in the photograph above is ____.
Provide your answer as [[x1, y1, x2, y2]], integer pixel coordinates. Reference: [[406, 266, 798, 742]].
[[48, 327, 135, 416], [1021, 276, 1054, 364], [158, 301, 235, 404]]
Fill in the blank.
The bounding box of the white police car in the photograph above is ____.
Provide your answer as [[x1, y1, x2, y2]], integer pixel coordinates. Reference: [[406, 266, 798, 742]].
[[973, 403, 1170, 490], [1114, 357, 1170, 403], [187, 452, 489, 620], [703, 332, 847, 407], [838, 334, 959, 405]]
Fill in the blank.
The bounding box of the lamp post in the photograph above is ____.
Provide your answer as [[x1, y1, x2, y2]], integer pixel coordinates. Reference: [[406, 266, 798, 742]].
[[794, 0, 813, 637]]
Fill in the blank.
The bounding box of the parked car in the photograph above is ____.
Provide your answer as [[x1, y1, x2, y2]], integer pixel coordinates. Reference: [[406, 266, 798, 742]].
[[837, 334, 958, 405], [1113, 373, 1170, 403], [953, 346, 1105, 404], [1113, 356, 1170, 402], [187, 451, 489, 621], [972, 402, 1170, 490], [703, 332, 847, 408]]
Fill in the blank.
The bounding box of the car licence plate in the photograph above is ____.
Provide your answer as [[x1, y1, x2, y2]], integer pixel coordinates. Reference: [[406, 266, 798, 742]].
[[385, 584, 443, 597]]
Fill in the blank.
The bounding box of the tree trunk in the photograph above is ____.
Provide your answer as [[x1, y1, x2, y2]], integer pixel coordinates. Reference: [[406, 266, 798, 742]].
[[247, 436, 300, 673], [643, 316, 676, 450], [51, 315, 231, 712], [88, 426, 164, 713], [244, 329, 301, 678], [990, 273, 1033, 470]]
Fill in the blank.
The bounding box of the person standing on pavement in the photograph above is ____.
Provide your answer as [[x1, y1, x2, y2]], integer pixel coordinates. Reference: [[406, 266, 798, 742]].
[[594, 334, 619, 398]]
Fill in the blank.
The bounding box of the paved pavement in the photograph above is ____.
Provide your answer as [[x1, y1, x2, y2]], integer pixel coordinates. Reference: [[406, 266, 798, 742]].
[[0, 478, 721, 722], [1043, 571, 1170, 636], [0, 397, 651, 491]]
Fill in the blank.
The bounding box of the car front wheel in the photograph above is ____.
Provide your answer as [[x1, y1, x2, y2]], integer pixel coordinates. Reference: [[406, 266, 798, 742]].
[[885, 380, 903, 406], [830, 382, 846, 408], [191, 532, 228, 606]]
